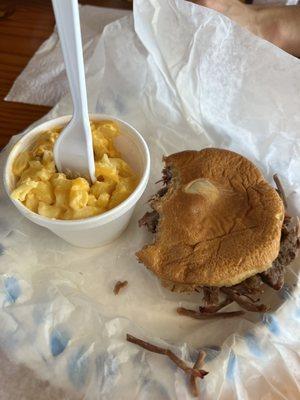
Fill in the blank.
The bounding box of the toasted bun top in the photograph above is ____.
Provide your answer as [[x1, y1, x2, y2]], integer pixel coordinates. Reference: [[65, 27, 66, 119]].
[[137, 148, 284, 287]]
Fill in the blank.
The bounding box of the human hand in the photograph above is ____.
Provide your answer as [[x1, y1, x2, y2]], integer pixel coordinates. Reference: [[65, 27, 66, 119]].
[[191, 0, 300, 57], [190, 0, 260, 36]]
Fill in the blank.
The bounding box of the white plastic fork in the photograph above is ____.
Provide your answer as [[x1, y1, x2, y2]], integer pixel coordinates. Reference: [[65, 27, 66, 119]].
[[52, 0, 96, 183]]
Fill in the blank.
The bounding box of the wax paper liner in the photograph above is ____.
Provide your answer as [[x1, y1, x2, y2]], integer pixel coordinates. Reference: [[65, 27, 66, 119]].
[[1, 1, 300, 399]]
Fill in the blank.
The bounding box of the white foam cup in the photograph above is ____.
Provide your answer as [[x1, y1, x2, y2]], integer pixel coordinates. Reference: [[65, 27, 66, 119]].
[[4, 114, 150, 248]]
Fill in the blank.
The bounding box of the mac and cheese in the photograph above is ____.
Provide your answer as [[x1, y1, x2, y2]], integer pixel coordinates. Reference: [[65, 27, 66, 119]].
[[11, 120, 138, 220]]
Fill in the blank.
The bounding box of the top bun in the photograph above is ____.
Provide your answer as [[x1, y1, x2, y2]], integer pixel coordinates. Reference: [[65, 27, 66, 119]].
[[137, 149, 284, 288]]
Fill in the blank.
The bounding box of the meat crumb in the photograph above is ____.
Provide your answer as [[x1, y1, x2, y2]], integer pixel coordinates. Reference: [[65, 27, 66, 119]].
[[113, 280, 128, 295]]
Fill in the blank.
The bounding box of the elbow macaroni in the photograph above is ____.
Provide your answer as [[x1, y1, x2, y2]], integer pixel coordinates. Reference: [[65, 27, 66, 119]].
[[11, 121, 138, 220]]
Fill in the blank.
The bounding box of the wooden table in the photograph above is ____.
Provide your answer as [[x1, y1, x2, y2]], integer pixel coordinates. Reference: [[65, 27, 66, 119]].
[[0, 0, 132, 149]]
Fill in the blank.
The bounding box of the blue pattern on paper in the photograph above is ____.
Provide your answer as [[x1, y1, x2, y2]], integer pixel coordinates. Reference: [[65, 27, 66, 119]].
[[244, 332, 263, 357], [68, 347, 89, 389], [4, 276, 21, 303], [226, 351, 237, 380], [50, 329, 70, 357], [143, 379, 171, 400], [294, 307, 300, 319], [262, 314, 280, 336], [114, 95, 126, 114], [96, 354, 119, 389]]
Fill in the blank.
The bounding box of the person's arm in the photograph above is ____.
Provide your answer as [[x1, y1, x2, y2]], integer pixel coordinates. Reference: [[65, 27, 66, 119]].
[[191, 0, 300, 57], [257, 6, 300, 56]]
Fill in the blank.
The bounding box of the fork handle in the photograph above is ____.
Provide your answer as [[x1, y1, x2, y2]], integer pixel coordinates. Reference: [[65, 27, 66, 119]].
[[52, 0, 89, 123]]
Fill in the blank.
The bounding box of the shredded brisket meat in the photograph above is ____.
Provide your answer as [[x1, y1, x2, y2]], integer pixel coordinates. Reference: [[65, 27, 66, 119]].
[[203, 286, 219, 306], [139, 167, 173, 233], [138, 211, 159, 233], [190, 351, 206, 398], [177, 307, 245, 319], [126, 334, 208, 379], [260, 216, 300, 290], [199, 297, 232, 314], [233, 275, 264, 295], [220, 287, 268, 312], [139, 168, 300, 314], [156, 186, 168, 198], [162, 166, 173, 185], [113, 280, 128, 295], [260, 265, 284, 291], [273, 173, 288, 209]]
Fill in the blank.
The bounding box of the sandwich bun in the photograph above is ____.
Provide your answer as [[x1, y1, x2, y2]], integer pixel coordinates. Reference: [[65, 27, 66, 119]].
[[137, 148, 284, 288]]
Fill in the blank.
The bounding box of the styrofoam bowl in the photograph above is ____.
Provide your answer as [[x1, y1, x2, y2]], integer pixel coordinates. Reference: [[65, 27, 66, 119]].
[[3, 114, 150, 248]]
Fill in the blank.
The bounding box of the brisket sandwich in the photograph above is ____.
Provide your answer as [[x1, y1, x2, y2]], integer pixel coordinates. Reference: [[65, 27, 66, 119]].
[[137, 149, 299, 313]]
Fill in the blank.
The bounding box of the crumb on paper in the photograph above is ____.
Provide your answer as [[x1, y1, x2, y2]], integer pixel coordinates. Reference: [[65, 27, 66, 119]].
[[113, 280, 128, 295]]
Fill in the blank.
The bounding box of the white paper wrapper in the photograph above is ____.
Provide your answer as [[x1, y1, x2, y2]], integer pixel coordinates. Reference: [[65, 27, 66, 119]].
[[1, 1, 300, 399]]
